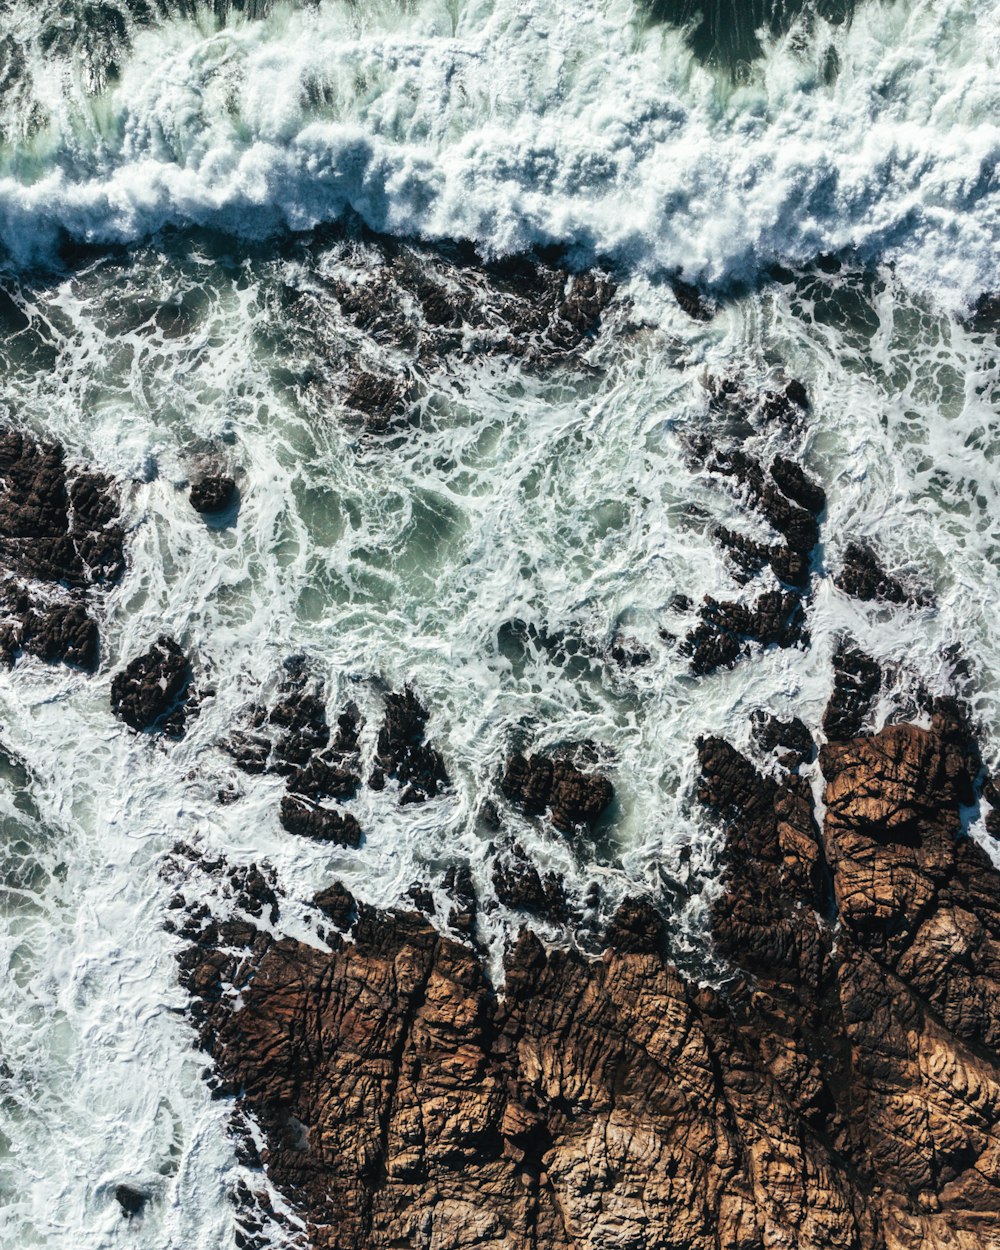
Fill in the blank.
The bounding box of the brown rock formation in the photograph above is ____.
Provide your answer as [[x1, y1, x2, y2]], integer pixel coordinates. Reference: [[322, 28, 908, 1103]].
[[176, 704, 1000, 1250]]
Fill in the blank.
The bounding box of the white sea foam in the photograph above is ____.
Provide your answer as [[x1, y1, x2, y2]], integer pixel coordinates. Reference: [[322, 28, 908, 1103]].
[[1, 0, 999, 306]]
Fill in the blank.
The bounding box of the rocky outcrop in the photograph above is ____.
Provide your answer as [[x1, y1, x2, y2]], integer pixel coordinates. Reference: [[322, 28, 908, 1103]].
[[0, 429, 125, 669], [698, 443, 824, 590], [750, 710, 815, 767], [500, 749, 613, 833], [834, 539, 930, 607], [176, 698, 1000, 1250], [683, 589, 808, 675], [681, 404, 823, 674], [669, 274, 714, 320], [189, 474, 237, 515], [114, 1184, 148, 1219], [111, 636, 195, 736], [370, 686, 449, 804]]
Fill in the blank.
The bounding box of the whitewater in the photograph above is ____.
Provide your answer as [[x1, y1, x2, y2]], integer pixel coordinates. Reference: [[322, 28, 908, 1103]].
[[0, 0, 998, 303], [0, 0, 999, 1246]]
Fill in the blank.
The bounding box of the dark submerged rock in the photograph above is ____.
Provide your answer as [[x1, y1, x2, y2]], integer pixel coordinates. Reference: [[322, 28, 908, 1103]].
[[669, 275, 714, 321], [110, 636, 194, 736], [343, 369, 407, 433], [0, 430, 125, 668], [769, 456, 826, 516], [24, 600, 98, 670], [759, 378, 810, 425], [683, 590, 807, 676], [114, 1184, 148, 1219]]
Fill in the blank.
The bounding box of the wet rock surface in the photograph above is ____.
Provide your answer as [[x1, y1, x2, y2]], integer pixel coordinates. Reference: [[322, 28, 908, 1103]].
[[683, 589, 807, 675], [835, 539, 928, 606], [0, 429, 125, 669], [370, 686, 449, 803], [177, 696, 1000, 1250], [110, 636, 195, 736], [189, 474, 236, 515], [750, 710, 815, 768], [499, 749, 613, 833], [114, 1183, 148, 1219], [282, 237, 619, 435]]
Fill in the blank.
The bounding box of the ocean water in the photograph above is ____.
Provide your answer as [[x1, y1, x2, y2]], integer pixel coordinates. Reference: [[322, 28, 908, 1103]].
[[0, 0, 999, 1245]]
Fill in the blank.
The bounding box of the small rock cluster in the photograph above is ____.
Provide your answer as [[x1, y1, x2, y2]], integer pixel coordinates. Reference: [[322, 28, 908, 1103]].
[[223, 669, 451, 847], [679, 381, 824, 674], [110, 636, 196, 737], [0, 428, 125, 670]]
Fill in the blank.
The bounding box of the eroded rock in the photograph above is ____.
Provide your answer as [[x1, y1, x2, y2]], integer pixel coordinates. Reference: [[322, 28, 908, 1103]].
[[111, 636, 194, 736], [175, 693, 1000, 1250], [500, 750, 613, 833]]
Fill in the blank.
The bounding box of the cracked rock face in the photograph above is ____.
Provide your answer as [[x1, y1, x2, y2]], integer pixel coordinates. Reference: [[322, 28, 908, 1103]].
[[176, 701, 1000, 1250]]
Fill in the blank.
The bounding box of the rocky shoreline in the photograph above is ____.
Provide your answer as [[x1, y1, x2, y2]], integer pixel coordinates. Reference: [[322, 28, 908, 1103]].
[[170, 674, 1000, 1250]]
